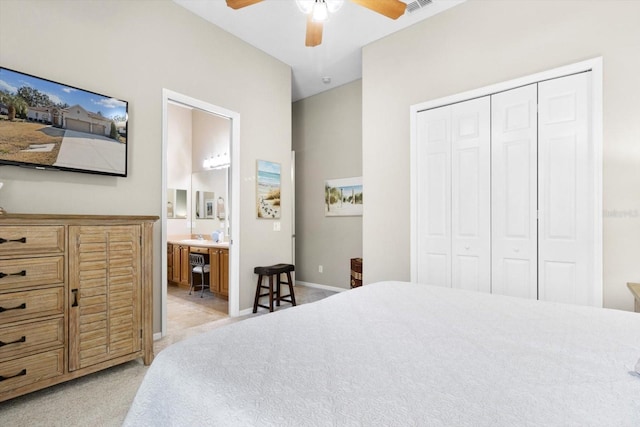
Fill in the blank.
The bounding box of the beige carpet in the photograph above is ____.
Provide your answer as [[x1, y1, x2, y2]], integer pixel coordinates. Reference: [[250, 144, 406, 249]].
[[0, 284, 336, 426], [0, 316, 243, 426]]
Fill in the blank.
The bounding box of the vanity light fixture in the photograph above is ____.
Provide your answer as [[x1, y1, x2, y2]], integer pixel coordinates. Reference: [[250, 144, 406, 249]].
[[203, 152, 230, 170]]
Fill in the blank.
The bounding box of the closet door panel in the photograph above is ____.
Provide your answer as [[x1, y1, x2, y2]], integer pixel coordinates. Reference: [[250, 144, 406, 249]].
[[451, 97, 491, 292], [538, 72, 593, 306], [416, 107, 451, 287], [491, 84, 538, 298]]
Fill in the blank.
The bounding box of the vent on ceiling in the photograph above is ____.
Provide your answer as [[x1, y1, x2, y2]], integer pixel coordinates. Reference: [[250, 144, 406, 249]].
[[406, 0, 433, 14]]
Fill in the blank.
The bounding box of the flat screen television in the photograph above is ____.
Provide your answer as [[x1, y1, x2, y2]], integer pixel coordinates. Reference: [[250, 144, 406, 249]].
[[0, 67, 128, 177]]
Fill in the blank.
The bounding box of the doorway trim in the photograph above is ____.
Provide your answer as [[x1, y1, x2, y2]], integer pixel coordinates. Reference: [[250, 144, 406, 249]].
[[160, 89, 241, 338], [409, 57, 603, 306]]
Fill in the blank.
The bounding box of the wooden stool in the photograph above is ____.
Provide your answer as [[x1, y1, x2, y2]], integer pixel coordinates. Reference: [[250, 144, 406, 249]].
[[253, 264, 296, 313]]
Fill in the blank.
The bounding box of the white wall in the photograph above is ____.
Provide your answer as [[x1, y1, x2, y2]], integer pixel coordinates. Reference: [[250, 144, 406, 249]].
[[167, 105, 229, 237], [167, 103, 192, 237], [292, 81, 362, 289], [362, 0, 640, 311], [191, 109, 230, 174], [0, 0, 292, 329]]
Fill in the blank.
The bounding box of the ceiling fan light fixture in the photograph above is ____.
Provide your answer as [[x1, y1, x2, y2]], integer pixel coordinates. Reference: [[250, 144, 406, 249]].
[[326, 0, 344, 14], [296, 0, 344, 22], [312, 2, 329, 22], [296, 0, 314, 15]]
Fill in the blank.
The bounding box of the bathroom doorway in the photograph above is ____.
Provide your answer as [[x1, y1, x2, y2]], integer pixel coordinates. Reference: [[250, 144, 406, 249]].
[[160, 89, 240, 338]]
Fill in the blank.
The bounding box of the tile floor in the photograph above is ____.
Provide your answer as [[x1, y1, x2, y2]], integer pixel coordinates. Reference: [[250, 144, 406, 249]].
[[159, 283, 338, 351]]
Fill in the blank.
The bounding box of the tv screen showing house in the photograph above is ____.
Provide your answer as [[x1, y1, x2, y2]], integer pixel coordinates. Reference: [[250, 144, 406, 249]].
[[0, 67, 128, 177]]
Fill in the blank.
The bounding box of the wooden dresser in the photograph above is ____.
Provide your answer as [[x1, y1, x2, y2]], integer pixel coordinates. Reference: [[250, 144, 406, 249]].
[[0, 214, 157, 402]]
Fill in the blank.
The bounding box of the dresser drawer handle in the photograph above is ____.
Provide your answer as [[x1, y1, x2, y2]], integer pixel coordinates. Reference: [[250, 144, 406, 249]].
[[0, 237, 27, 244], [0, 302, 27, 313], [0, 368, 27, 382], [0, 336, 26, 348], [0, 270, 27, 279]]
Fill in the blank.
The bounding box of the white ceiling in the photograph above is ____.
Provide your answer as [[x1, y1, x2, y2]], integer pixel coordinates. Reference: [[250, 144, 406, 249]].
[[174, 0, 465, 101]]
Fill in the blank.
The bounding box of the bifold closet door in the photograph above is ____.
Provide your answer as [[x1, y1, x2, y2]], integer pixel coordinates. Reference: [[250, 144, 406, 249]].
[[491, 84, 538, 299], [450, 97, 491, 292], [538, 72, 594, 305], [415, 97, 491, 291], [416, 105, 451, 287]]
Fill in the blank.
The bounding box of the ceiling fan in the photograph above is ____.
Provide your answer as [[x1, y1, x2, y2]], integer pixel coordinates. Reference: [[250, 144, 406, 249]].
[[226, 0, 407, 47]]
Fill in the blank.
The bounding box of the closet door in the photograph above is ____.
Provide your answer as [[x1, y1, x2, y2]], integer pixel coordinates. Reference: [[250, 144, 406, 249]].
[[538, 72, 594, 305], [451, 97, 491, 292], [415, 106, 451, 287], [491, 84, 538, 298]]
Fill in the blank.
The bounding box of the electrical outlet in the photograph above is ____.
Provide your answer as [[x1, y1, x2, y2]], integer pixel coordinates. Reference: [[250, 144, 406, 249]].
[[273, 221, 281, 231], [318, 265, 323, 273]]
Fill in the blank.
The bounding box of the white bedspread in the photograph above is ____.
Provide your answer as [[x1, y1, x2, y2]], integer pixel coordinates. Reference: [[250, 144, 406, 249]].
[[124, 282, 640, 426]]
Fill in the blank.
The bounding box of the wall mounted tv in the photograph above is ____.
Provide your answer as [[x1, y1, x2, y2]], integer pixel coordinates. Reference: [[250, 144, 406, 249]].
[[0, 67, 128, 177]]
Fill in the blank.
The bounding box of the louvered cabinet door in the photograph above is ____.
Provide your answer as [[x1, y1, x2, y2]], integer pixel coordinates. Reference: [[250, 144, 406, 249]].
[[68, 225, 142, 371]]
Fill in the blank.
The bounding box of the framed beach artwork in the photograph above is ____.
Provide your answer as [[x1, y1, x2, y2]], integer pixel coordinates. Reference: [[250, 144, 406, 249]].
[[256, 159, 281, 219], [325, 176, 363, 217]]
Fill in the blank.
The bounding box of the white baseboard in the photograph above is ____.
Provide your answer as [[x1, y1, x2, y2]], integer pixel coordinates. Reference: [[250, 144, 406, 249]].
[[295, 280, 348, 293], [237, 307, 254, 317]]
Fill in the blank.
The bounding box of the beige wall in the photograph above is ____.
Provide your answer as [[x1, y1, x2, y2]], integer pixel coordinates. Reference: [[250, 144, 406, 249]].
[[293, 81, 363, 289], [362, 0, 640, 311], [0, 0, 292, 329]]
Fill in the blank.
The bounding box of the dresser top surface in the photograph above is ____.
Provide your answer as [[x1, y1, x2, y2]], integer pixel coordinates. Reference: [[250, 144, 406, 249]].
[[0, 213, 159, 224]]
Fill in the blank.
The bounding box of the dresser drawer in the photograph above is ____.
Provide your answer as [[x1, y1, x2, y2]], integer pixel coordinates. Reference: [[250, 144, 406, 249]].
[[0, 287, 64, 324], [0, 348, 64, 394], [0, 226, 64, 256], [0, 256, 64, 291], [0, 318, 64, 362]]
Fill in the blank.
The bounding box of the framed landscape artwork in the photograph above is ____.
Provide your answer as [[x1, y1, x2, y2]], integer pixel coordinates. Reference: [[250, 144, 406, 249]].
[[256, 159, 281, 219], [325, 176, 363, 217]]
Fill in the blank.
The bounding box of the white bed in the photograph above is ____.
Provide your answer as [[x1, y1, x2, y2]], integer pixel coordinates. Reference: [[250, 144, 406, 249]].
[[125, 281, 640, 426]]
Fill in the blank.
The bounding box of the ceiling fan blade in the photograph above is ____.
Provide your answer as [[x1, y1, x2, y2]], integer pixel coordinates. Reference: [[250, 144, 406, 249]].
[[305, 15, 323, 47], [351, 0, 407, 20], [226, 0, 263, 10]]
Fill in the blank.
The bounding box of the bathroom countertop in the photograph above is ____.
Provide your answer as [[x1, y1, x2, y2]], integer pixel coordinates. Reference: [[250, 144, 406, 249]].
[[168, 237, 229, 248]]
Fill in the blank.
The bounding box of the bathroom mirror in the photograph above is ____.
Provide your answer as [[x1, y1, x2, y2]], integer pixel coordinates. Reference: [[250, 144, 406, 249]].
[[194, 190, 215, 219], [191, 169, 228, 236], [167, 188, 187, 219]]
